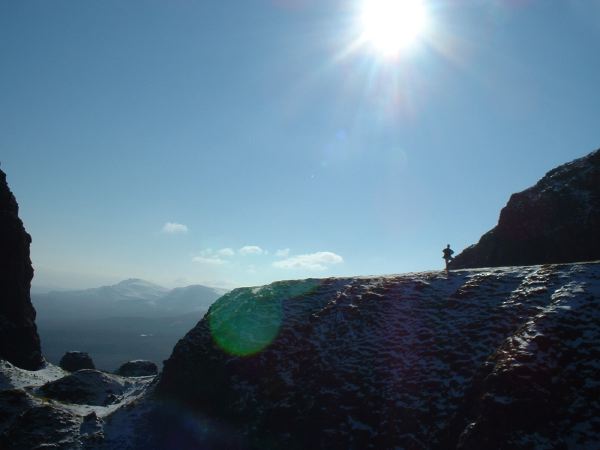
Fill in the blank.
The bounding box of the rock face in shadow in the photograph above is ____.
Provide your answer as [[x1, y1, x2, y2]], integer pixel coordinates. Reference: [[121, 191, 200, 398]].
[[451, 148, 600, 269], [156, 263, 600, 449], [116, 360, 158, 377], [59, 351, 95, 372], [0, 168, 43, 370]]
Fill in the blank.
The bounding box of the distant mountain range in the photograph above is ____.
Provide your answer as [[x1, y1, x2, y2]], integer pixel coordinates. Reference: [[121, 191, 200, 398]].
[[32, 279, 228, 370], [33, 278, 227, 321]]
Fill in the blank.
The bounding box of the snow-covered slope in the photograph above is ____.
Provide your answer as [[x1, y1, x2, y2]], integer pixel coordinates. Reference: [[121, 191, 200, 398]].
[[0, 360, 155, 449], [157, 262, 600, 449]]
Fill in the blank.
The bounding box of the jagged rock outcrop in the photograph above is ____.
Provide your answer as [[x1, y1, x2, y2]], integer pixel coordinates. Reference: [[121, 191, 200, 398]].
[[116, 360, 158, 377], [451, 148, 600, 269], [0, 168, 43, 370], [156, 263, 600, 449], [60, 351, 96, 372]]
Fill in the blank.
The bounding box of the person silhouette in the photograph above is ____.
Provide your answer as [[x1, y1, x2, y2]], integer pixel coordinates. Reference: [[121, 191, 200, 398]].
[[442, 244, 454, 271]]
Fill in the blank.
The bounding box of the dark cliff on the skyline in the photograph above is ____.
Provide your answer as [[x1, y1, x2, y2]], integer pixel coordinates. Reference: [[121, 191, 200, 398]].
[[451, 148, 600, 269], [0, 167, 43, 370]]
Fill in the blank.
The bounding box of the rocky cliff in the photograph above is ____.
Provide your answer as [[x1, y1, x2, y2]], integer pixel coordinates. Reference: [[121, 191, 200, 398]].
[[451, 148, 600, 269], [156, 262, 600, 449], [0, 168, 43, 370]]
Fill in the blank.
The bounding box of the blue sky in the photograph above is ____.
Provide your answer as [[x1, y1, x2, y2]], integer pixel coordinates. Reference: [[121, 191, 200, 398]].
[[1, 0, 599, 290]]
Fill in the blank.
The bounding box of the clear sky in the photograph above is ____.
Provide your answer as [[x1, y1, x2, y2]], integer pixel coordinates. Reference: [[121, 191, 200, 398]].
[[1, 0, 599, 290]]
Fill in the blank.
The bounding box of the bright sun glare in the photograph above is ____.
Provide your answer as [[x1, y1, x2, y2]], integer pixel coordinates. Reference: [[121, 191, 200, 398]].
[[360, 0, 428, 57]]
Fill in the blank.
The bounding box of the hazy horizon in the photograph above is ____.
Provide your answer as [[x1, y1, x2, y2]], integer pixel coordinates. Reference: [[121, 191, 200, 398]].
[[2, 1, 599, 290]]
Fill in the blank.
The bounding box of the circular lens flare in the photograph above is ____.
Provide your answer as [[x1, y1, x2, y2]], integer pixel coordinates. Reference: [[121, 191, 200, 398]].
[[209, 280, 320, 357], [361, 0, 428, 56]]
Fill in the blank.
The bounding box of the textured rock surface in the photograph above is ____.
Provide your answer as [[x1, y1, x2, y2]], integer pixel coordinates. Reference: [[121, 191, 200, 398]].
[[39, 369, 132, 406], [451, 148, 600, 269], [116, 360, 158, 377], [157, 263, 600, 449], [0, 404, 82, 450], [60, 351, 96, 372], [0, 168, 43, 370]]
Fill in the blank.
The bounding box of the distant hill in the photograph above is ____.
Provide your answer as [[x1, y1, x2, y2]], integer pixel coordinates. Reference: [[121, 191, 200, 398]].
[[451, 148, 600, 269], [33, 278, 225, 321], [32, 279, 227, 370]]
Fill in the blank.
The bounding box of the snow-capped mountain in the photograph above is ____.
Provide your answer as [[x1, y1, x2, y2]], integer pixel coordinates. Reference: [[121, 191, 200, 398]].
[[94, 278, 169, 301], [157, 262, 600, 449]]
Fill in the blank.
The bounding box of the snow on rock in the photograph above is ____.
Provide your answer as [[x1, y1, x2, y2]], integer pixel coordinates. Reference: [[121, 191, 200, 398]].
[[453, 264, 600, 449], [157, 262, 600, 449], [39, 369, 134, 406], [0, 360, 155, 449], [0, 359, 68, 390]]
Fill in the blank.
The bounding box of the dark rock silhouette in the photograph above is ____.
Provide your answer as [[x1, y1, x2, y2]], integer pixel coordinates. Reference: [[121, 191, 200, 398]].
[[0, 168, 43, 370], [451, 148, 600, 269], [59, 351, 95, 372], [116, 360, 158, 377]]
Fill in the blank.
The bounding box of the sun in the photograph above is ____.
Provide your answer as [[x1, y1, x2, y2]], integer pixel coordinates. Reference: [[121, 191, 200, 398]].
[[360, 0, 428, 57]]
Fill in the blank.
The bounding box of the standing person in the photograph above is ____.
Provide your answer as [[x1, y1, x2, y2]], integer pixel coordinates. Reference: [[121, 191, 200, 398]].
[[442, 244, 454, 271]]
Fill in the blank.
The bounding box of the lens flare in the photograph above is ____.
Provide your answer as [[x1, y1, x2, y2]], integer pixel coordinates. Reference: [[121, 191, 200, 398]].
[[209, 280, 320, 356]]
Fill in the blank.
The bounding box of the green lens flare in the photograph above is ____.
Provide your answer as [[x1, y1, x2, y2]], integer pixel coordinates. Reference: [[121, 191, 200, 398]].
[[209, 280, 320, 356]]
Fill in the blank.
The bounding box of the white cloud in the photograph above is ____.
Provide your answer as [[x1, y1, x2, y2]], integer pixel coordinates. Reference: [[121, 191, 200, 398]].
[[239, 245, 264, 256], [217, 248, 235, 257], [192, 255, 227, 265], [273, 251, 344, 271], [162, 222, 188, 234], [275, 248, 290, 258]]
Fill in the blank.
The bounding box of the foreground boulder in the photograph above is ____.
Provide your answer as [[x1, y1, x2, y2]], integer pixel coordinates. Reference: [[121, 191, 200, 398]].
[[0, 168, 43, 370], [0, 404, 81, 450], [59, 351, 95, 372], [116, 360, 158, 377], [451, 148, 600, 269], [157, 263, 600, 449]]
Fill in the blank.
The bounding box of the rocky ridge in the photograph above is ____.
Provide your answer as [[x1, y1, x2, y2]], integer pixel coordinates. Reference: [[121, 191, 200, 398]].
[[451, 148, 600, 269], [157, 262, 600, 449]]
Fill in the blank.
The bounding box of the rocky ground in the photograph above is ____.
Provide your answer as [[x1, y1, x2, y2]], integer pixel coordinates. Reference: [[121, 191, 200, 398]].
[[2, 262, 599, 449], [0, 360, 155, 449]]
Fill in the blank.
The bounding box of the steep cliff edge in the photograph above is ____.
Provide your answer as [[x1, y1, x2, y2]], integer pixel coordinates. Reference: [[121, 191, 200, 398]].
[[156, 263, 600, 449], [451, 148, 600, 269], [0, 168, 43, 370]]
